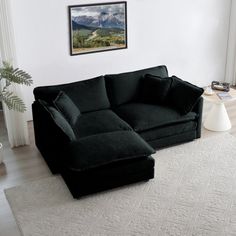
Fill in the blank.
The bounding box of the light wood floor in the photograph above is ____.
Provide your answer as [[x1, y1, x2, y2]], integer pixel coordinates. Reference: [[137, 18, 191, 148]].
[[0, 100, 236, 236]]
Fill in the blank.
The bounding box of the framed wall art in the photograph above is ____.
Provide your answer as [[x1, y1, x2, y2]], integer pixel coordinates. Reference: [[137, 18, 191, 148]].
[[68, 2, 127, 56]]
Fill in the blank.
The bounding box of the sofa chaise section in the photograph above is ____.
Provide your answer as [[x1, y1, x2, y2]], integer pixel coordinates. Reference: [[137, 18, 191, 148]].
[[61, 131, 155, 198]]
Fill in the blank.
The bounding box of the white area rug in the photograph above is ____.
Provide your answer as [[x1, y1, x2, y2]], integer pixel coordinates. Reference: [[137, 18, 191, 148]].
[[5, 133, 236, 236]]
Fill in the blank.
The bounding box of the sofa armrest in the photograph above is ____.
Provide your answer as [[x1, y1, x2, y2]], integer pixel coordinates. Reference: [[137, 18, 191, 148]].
[[32, 101, 74, 164], [192, 96, 203, 138]]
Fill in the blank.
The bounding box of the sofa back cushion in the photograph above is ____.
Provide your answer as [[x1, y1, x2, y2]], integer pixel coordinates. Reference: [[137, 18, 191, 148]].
[[168, 76, 204, 115], [34, 76, 110, 113], [105, 65, 168, 107], [38, 99, 77, 142], [53, 91, 81, 126], [139, 74, 172, 105]]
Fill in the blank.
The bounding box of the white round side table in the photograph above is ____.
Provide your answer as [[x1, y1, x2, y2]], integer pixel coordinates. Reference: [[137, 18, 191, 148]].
[[203, 88, 236, 132]]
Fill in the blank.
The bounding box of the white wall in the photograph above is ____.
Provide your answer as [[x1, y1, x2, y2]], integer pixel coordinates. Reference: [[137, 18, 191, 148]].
[[10, 0, 231, 120], [225, 0, 236, 85]]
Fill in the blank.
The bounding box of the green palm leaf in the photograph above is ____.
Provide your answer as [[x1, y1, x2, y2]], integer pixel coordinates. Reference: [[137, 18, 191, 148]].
[[0, 61, 32, 112], [0, 61, 33, 86], [0, 90, 26, 113]]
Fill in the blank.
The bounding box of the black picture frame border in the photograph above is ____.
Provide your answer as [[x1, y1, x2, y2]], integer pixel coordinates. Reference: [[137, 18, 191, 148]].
[[68, 1, 128, 56]]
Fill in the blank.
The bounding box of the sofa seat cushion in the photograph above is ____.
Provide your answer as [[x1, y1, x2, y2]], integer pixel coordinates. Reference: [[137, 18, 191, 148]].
[[74, 110, 132, 138], [139, 121, 197, 142], [114, 103, 197, 132], [64, 131, 155, 171]]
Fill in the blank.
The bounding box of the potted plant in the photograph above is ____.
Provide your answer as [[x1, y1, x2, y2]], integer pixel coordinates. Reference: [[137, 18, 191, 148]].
[[0, 61, 32, 163], [0, 61, 33, 112]]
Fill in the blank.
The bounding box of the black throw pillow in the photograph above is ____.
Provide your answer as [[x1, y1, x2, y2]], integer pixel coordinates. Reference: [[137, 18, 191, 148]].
[[38, 99, 76, 141], [54, 91, 81, 126], [139, 74, 172, 104], [168, 76, 204, 115]]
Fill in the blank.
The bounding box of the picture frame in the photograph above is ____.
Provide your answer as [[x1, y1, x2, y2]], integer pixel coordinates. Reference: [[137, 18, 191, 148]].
[[68, 2, 127, 56]]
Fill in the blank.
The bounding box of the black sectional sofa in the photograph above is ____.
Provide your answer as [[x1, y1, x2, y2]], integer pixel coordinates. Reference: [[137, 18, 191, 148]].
[[32, 65, 203, 198]]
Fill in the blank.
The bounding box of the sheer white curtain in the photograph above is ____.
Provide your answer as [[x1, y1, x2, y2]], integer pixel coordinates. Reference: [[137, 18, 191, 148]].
[[0, 0, 29, 147], [225, 1, 236, 85]]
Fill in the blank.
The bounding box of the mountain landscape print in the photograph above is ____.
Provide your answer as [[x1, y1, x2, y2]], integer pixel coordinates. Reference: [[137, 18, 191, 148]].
[[69, 2, 127, 55]]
